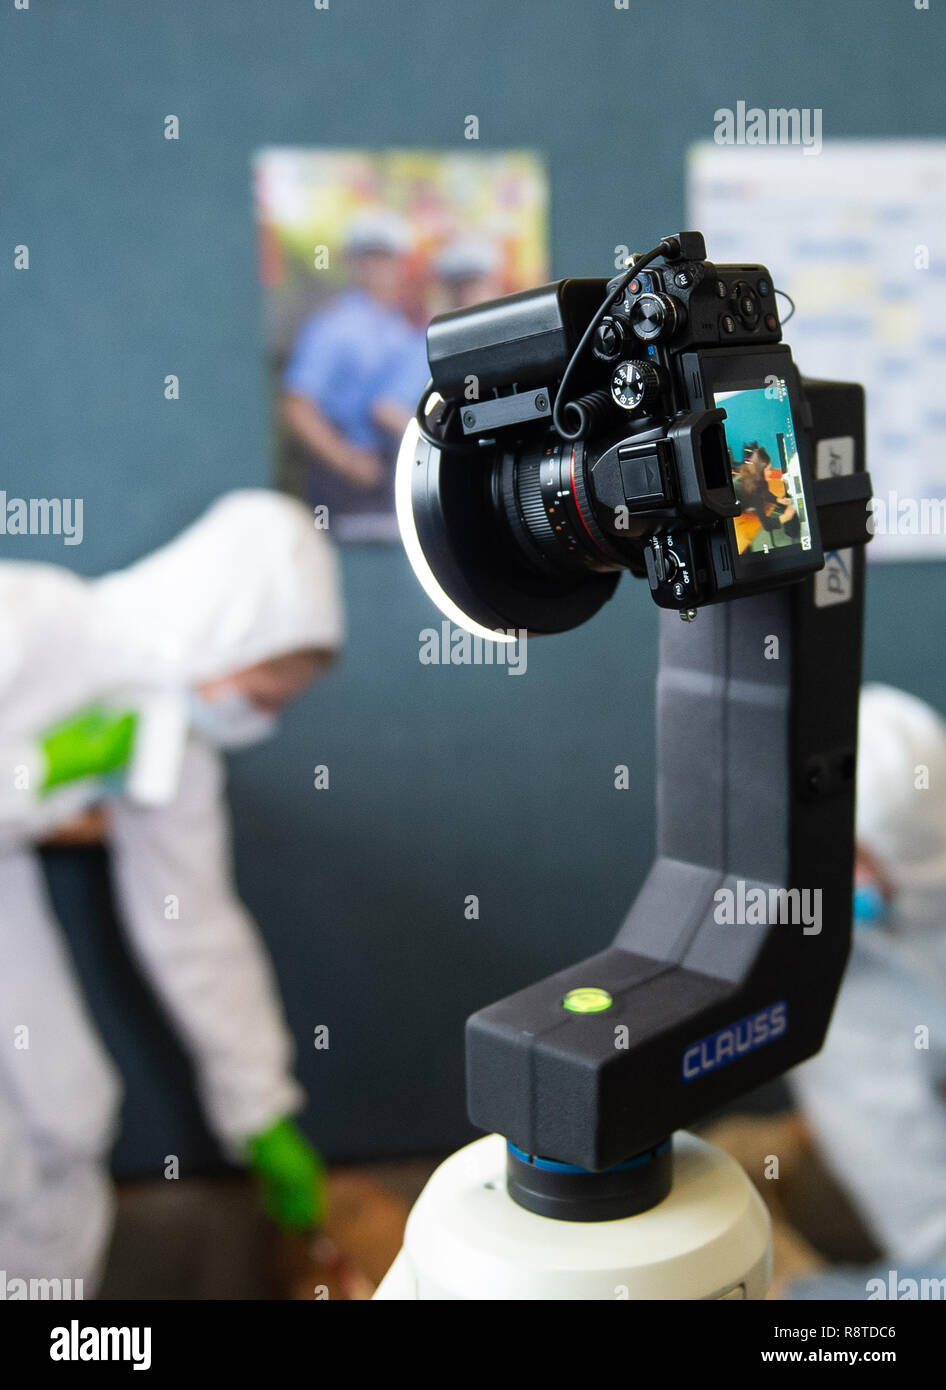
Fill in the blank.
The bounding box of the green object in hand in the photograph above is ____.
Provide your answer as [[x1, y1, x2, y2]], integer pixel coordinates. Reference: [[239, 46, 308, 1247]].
[[41, 705, 138, 793], [247, 1117, 327, 1231]]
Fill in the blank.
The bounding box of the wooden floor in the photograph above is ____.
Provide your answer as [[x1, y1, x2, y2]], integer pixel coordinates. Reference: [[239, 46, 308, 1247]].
[[98, 1158, 441, 1300], [98, 1122, 877, 1300]]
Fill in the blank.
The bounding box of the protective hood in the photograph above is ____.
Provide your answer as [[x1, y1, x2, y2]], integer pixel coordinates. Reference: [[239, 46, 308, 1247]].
[[791, 683, 946, 1265], [857, 682, 946, 956], [0, 490, 344, 740]]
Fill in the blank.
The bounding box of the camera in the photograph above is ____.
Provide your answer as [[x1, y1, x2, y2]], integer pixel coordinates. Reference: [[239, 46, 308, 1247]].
[[399, 231, 836, 635]]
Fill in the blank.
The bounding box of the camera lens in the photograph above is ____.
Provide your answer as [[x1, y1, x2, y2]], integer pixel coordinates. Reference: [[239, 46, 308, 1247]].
[[399, 421, 622, 636], [497, 439, 626, 577]]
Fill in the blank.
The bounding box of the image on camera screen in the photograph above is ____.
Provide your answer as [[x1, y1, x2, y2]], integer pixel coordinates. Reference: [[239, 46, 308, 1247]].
[[713, 380, 813, 559]]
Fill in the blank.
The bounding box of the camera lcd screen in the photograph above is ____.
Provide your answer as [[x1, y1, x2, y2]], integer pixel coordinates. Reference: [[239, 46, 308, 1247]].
[[713, 380, 813, 561]]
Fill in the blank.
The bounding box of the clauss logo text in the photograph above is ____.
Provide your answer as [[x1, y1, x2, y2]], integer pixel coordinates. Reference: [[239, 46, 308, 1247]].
[[682, 1001, 788, 1081]]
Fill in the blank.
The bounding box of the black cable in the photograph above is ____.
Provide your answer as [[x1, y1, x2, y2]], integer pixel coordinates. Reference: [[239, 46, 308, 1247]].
[[551, 237, 681, 442], [775, 288, 795, 323], [415, 236, 684, 453], [414, 380, 476, 454]]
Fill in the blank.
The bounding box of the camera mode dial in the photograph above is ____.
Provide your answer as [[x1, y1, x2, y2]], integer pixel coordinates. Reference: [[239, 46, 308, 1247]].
[[610, 359, 661, 413]]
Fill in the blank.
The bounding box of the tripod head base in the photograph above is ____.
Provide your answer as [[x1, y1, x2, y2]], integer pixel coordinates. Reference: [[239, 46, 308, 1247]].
[[505, 1138, 672, 1222], [374, 1131, 772, 1300]]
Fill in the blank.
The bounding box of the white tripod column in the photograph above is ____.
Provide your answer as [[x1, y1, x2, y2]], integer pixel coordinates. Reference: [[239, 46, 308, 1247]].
[[374, 1131, 771, 1300]]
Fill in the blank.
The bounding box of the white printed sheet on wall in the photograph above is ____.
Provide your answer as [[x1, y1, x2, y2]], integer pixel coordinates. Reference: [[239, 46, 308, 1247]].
[[688, 140, 946, 559]]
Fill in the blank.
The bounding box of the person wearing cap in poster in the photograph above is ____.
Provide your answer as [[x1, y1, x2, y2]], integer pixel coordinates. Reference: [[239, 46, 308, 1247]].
[[281, 209, 428, 541], [433, 234, 504, 311]]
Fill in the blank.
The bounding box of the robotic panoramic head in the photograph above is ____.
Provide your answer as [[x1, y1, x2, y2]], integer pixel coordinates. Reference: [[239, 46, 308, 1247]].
[[395, 417, 621, 641]]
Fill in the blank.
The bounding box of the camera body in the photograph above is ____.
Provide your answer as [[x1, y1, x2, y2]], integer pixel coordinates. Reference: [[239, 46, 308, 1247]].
[[398, 233, 873, 1183], [600, 230, 781, 360], [422, 232, 826, 621]]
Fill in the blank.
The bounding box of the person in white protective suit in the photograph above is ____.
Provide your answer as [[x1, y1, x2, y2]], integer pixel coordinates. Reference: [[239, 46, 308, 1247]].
[[788, 683, 946, 1285], [0, 489, 344, 1294]]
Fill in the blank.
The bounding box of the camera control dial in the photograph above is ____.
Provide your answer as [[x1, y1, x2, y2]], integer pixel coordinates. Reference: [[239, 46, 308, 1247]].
[[610, 359, 661, 413], [630, 292, 684, 343], [592, 316, 627, 362]]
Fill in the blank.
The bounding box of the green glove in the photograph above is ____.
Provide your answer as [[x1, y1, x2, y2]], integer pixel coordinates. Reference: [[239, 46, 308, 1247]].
[[247, 1117, 327, 1232], [40, 705, 138, 793]]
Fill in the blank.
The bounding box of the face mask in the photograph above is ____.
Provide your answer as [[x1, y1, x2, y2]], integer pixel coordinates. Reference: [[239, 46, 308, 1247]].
[[188, 690, 279, 749], [853, 882, 889, 931]]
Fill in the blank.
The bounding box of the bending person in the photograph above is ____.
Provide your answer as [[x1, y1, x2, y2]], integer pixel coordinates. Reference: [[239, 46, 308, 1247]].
[[0, 490, 344, 1293]]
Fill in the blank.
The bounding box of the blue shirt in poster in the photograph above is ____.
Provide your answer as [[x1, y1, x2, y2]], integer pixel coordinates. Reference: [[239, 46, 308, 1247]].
[[283, 288, 429, 453]]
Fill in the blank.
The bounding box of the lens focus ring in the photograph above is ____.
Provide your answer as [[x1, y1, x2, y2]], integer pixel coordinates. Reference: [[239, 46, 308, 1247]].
[[500, 442, 625, 576]]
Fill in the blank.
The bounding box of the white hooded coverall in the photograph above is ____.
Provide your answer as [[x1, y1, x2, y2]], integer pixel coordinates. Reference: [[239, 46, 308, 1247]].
[[0, 490, 343, 1291], [791, 683, 946, 1265]]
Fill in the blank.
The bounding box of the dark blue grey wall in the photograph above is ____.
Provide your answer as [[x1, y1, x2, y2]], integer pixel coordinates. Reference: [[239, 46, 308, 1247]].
[[3, 0, 943, 1172]]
